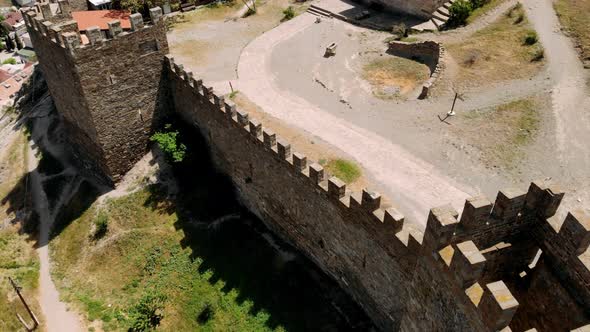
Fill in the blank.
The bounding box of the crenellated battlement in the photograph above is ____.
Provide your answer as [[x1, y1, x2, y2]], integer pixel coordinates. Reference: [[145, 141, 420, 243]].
[[28, 5, 589, 326], [165, 55, 586, 331], [23, 3, 164, 56]]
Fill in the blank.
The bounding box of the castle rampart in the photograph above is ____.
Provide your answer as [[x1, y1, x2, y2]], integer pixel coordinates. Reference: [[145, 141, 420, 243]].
[[25, 2, 590, 329], [24, 3, 169, 183], [164, 56, 590, 331]]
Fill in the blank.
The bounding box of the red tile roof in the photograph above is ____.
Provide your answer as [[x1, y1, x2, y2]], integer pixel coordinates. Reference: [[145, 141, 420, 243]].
[[4, 11, 23, 27], [71, 10, 132, 31]]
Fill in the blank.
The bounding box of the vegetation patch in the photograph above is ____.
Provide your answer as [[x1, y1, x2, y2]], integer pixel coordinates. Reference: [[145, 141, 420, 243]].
[[554, 0, 590, 66], [325, 159, 362, 183], [0, 130, 42, 332], [51, 122, 371, 331], [452, 97, 542, 168], [150, 124, 187, 163], [362, 56, 430, 99], [445, 4, 545, 88]]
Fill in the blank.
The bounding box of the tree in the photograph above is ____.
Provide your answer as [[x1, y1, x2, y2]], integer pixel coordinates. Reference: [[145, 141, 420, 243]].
[[4, 36, 14, 51]]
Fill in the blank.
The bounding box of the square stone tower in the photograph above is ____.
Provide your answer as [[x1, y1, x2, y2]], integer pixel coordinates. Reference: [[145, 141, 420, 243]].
[[24, 2, 169, 184]]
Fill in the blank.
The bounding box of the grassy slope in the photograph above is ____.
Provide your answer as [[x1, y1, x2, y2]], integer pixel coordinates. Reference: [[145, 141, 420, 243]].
[[50, 123, 369, 331], [554, 0, 590, 64], [446, 4, 545, 88], [0, 129, 42, 332], [363, 56, 430, 99], [453, 97, 542, 168]]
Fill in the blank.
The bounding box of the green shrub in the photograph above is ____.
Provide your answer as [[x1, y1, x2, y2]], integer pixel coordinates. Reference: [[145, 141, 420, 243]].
[[325, 159, 361, 183], [282, 6, 295, 20], [93, 212, 108, 240], [530, 45, 544, 62], [447, 0, 473, 28], [470, 0, 490, 9], [150, 124, 187, 163], [2, 58, 16, 65], [128, 290, 166, 331], [391, 23, 408, 40], [523, 31, 538, 45]]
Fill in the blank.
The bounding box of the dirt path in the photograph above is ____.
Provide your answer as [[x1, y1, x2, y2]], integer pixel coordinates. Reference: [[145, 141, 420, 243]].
[[24, 99, 84, 332], [28, 145, 83, 332], [521, 0, 590, 210], [237, 14, 473, 224], [420, 0, 518, 43]]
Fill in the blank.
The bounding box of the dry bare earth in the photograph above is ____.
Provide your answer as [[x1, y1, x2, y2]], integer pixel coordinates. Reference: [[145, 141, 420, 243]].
[[167, 0, 309, 84], [444, 4, 545, 89], [362, 57, 430, 99]]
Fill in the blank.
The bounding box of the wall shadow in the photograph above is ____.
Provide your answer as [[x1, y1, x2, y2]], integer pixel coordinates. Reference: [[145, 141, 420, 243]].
[[0, 67, 106, 247], [144, 117, 376, 331]]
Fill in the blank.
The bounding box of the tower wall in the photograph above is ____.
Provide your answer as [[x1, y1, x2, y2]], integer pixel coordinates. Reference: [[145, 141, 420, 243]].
[[24, 4, 169, 183]]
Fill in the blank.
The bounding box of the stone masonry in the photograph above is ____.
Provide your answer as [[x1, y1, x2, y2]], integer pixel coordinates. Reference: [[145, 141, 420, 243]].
[[24, 3, 169, 184], [26, 2, 590, 330], [166, 57, 590, 331]]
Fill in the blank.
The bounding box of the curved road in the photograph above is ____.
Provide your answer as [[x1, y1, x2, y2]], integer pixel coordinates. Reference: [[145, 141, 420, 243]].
[[237, 14, 472, 224], [236, 0, 590, 223]]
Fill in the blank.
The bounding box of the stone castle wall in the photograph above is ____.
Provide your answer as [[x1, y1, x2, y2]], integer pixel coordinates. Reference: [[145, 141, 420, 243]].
[[23, 3, 169, 183], [25, 2, 590, 329], [165, 57, 590, 331]]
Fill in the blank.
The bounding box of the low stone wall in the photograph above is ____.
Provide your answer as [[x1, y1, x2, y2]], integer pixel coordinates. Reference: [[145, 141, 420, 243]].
[[387, 40, 444, 99]]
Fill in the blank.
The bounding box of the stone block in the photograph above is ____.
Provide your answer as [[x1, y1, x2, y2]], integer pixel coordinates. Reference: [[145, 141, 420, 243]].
[[86, 26, 103, 45], [293, 152, 307, 171], [130, 13, 144, 31], [149, 7, 163, 22], [263, 129, 276, 149], [460, 196, 492, 228], [108, 20, 123, 37], [479, 281, 518, 331], [328, 177, 346, 199], [309, 163, 324, 184]]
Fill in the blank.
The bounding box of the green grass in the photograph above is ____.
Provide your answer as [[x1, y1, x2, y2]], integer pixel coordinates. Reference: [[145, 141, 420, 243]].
[[446, 4, 544, 87], [457, 98, 540, 168], [554, 0, 590, 65], [325, 159, 361, 183], [51, 186, 364, 331], [467, 0, 505, 24], [363, 56, 430, 99]]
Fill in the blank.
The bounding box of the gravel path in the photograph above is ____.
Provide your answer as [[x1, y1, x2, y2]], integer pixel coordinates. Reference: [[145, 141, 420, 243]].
[[29, 146, 83, 332]]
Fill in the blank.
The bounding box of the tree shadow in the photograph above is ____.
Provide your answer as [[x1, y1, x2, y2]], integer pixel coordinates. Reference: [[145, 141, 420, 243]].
[[143, 117, 375, 331]]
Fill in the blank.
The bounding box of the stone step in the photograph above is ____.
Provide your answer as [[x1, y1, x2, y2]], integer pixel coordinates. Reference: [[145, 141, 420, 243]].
[[437, 6, 450, 17], [309, 4, 333, 16], [432, 12, 448, 22], [443, 1, 453, 9], [307, 6, 331, 18], [431, 16, 445, 30]]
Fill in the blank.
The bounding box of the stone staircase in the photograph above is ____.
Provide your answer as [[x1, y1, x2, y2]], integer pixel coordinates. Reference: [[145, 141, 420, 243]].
[[307, 4, 332, 18], [429, 0, 455, 30]]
